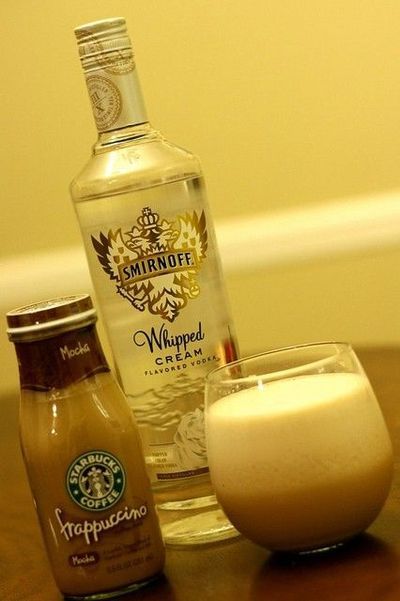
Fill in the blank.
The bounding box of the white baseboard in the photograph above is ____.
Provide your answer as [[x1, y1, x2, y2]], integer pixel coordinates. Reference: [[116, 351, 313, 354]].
[[218, 189, 400, 271], [2, 189, 400, 395], [2, 189, 400, 313]]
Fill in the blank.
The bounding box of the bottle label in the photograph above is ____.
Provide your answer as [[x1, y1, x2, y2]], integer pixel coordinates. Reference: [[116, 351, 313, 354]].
[[55, 450, 150, 546], [66, 450, 126, 511], [16, 326, 110, 390], [55, 504, 149, 546], [81, 189, 237, 482], [82, 44, 147, 132], [91, 206, 208, 322], [86, 75, 122, 132]]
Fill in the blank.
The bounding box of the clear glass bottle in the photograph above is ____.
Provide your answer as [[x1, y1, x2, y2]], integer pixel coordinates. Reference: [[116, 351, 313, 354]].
[[7, 294, 165, 600], [70, 18, 239, 544]]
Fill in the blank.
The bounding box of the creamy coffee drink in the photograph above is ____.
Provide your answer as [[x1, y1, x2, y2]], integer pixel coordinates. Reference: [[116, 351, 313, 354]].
[[7, 295, 165, 599], [207, 371, 393, 551], [20, 374, 165, 597]]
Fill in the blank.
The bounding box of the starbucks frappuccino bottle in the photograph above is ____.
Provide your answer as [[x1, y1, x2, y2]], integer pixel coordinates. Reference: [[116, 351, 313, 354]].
[[6, 294, 165, 600]]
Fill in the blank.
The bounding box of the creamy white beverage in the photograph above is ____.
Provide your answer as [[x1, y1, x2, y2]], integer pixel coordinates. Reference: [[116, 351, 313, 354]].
[[206, 372, 393, 551]]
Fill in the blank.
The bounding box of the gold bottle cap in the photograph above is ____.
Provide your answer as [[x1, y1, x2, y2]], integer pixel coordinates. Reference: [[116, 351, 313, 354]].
[[74, 17, 146, 131], [6, 294, 97, 342], [74, 17, 134, 73]]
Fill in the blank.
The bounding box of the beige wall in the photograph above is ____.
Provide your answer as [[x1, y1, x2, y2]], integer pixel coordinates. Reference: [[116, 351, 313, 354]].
[[2, 1, 400, 391], [2, 1, 400, 256]]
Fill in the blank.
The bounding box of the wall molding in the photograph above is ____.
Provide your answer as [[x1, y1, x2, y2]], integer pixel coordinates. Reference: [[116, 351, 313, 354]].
[[3, 189, 400, 313], [218, 189, 400, 271]]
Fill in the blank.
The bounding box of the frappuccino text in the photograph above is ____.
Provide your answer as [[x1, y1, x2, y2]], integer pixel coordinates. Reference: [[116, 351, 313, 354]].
[[55, 504, 148, 545]]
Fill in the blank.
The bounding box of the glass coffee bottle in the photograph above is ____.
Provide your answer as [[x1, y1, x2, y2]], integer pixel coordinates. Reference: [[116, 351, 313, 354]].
[[6, 294, 165, 600]]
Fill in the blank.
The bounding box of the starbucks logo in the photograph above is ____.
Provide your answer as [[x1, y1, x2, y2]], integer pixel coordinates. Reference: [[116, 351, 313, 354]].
[[66, 451, 125, 511]]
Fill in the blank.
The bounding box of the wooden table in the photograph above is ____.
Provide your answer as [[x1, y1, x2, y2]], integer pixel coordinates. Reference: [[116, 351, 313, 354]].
[[2, 348, 400, 601]]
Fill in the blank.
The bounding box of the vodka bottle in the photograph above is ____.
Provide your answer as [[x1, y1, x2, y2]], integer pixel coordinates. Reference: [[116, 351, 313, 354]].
[[71, 18, 238, 544]]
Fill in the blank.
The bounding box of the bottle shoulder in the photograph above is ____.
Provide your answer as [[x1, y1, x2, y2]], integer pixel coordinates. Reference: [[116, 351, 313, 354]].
[[19, 374, 136, 442], [71, 128, 202, 202]]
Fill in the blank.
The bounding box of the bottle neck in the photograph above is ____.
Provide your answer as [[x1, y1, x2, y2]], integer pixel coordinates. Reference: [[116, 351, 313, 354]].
[[14, 325, 110, 391], [84, 54, 148, 134], [95, 121, 159, 150]]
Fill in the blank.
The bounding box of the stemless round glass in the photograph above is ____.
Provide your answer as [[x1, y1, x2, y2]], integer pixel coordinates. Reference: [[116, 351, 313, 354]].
[[205, 342, 394, 554]]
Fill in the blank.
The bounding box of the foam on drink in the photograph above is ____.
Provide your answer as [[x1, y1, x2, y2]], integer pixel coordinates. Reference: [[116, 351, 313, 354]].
[[206, 372, 393, 551]]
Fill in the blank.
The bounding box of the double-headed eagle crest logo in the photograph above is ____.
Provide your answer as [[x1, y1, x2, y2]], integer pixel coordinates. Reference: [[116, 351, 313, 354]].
[[91, 207, 208, 322]]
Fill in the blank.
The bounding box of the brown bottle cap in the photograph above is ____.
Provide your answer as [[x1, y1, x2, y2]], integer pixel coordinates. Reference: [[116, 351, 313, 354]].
[[6, 294, 97, 342]]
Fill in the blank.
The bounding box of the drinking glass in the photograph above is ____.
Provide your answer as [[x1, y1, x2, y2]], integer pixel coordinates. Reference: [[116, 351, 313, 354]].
[[205, 342, 394, 553]]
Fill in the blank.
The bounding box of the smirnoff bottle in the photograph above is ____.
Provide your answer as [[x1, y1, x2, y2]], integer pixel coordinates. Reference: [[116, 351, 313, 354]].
[[70, 17, 238, 544]]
